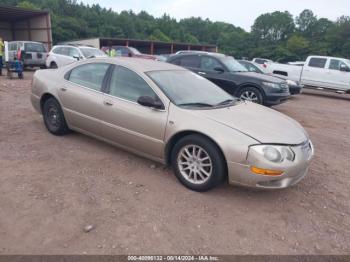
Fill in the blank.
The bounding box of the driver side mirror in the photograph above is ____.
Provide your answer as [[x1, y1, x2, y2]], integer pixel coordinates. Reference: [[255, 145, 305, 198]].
[[137, 96, 164, 110], [340, 64, 350, 72], [214, 67, 225, 73], [73, 55, 80, 61]]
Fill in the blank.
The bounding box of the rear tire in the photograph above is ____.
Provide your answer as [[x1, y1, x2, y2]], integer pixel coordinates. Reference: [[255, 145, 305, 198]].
[[43, 97, 70, 136], [50, 62, 58, 69], [237, 86, 263, 104], [171, 135, 225, 192]]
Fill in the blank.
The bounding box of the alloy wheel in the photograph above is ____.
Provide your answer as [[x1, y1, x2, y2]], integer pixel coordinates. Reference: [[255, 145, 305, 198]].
[[177, 145, 213, 185], [240, 91, 258, 102]]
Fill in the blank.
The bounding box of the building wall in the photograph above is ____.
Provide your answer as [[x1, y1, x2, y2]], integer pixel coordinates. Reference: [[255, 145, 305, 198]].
[[66, 38, 101, 49], [0, 21, 13, 40]]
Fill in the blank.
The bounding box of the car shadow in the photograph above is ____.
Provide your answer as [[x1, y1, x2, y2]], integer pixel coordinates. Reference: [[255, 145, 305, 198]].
[[302, 88, 350, 101]]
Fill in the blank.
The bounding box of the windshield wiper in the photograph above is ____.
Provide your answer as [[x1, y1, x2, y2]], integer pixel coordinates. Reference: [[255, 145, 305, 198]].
[[177, 102, 214, 108], [216, 99, 236, 106]]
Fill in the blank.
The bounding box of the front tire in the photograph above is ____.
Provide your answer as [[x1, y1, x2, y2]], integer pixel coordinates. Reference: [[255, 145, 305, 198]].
[[237, 86, 263, 104], [171, 135, 225, 192], [43, 97, 70, 136]]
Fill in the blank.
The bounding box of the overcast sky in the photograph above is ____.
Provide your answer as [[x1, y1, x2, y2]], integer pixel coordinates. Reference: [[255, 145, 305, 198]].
[[81, 0, 349, 31]]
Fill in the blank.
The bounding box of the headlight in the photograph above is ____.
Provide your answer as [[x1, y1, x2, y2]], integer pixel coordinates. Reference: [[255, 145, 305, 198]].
[[262, 82, 281, 89], [250, 145, 295, 163], [286, 79, 297, 86]]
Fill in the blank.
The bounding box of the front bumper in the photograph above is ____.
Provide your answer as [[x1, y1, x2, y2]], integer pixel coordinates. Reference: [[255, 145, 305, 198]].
[[289, 84, 303, 95], [264, 92, 291, 106], [227, 141, 314, 189]]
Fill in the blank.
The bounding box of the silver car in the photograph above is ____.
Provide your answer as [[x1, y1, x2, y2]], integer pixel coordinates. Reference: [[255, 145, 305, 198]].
[[31, 58, 314, 192]]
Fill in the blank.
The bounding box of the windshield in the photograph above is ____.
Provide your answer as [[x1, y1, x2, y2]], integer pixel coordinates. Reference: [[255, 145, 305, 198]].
[[147, 70, 238, 108], [129, 47, 141, 55], [240, 61, 267, 74], [221, 57, 248, 72], [80, 48, 106, 58]]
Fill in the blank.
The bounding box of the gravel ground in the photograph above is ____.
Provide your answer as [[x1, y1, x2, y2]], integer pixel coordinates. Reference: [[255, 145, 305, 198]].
[[0, 71, 349, 255]]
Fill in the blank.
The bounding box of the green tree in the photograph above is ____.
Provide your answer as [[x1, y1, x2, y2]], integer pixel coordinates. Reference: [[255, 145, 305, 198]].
[[286, 35, 309, 59], [296, 9, 317, 32], [2, 0, 350, 61], [17, 1, 40, 9], [149, 29, 171, 42], [251, 11, 295, 42]]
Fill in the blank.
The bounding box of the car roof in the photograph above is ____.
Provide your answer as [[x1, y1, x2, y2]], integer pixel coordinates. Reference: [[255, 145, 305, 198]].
[[169, 52, 229, 60], [83, 57, 186, 73], [308, 55, 349, 61]]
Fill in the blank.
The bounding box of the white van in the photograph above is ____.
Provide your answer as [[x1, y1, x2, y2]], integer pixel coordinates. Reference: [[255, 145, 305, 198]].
[[268, 56, 350, 92], [8, 41, 47, 68]]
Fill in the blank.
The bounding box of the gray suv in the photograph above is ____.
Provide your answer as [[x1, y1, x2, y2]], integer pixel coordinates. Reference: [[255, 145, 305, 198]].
[[167, 53, 290, 106], [8, 41, 47, 68]]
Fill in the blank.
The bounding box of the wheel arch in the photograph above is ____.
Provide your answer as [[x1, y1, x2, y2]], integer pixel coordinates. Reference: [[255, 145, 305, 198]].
[[235, 83, 266, 98], [164, 130, 228, 176], [40, 93, 58, 113]]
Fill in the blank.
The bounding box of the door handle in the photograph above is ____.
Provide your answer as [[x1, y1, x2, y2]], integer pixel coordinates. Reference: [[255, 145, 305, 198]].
[[103, 100, 114, 106], [60, 87, 67, 92], [198, 72, 206, 75]]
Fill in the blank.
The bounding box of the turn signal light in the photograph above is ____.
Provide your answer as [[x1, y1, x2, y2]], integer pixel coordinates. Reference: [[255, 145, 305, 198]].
[[250, 166, 283, 176]]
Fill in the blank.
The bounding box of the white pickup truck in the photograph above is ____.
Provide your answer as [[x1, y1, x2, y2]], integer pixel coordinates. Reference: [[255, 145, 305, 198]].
[[267, 56, 350, 92]]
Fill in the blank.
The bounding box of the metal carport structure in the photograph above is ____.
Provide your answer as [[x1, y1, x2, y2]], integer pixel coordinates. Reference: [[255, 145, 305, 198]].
[[0, 5, 52, 50], [66, 38, 218, 55]]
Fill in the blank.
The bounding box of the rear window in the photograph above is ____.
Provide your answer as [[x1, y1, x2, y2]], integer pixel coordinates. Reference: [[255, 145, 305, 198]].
[[9, 43, 17, 51], [254, 59, 267, 64], [52, 47, 63, 55], [25, 43, 46, 53], [308, 58, 327, 68], [80, 48, 106, 58]]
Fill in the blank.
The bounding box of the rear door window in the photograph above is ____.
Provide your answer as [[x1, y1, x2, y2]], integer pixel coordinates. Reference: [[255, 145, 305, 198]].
[[254, 59, 266, 64], [68, 63, 110, 91], [179, 55, 200, 68], [200, 56, 222, 71], [308, 58, 327, 68], [68, 47, 80, 58]]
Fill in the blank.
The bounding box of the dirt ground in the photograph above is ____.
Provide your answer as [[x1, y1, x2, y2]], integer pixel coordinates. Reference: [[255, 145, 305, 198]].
[[0, 70, 349, 255]]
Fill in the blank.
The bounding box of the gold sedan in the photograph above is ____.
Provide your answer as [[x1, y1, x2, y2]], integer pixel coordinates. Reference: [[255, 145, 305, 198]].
[[31, 58, 313, 191]]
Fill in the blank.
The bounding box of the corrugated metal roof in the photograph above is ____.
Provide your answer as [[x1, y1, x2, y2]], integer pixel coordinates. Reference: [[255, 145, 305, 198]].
[[0, 5, 49, 22]]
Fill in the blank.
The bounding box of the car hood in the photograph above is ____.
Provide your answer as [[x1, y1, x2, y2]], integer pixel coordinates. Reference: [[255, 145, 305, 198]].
[[231, 71, 285, 84], [193, 102, 308, 145]]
